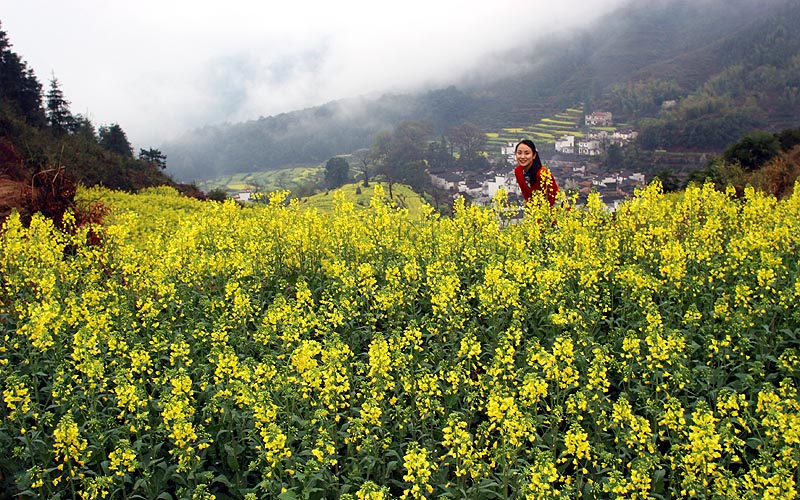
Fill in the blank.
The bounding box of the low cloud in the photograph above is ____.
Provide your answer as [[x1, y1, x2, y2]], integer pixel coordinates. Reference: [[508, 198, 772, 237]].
[[3, 0, 629, 149]]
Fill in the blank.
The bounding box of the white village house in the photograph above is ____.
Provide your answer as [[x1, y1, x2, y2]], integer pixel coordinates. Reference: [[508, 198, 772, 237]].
[[483, 173, 517, 198], [585, 111, 613, 127], [501, 142, 518, 164], [233, 190, 253, 202], [430, 171, 464, 191], [577, 139, 602, 156], [612, 129, 639, 145], [554, 135, 575, 154]]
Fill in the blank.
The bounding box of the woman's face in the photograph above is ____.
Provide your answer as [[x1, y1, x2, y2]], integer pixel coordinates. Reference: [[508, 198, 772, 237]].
[[516, 144, 535, 169]]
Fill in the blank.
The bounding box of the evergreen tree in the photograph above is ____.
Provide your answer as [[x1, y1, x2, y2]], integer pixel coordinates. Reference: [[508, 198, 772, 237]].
[[46, 74, 75, 134], [0, 22, 44, 124], [73, 114, 97, 142], [139, 147, 167, 169], [98, 123, 133, 158]]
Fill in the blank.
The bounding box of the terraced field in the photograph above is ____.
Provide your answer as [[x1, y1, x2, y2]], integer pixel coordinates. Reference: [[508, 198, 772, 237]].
[[485, 106, 586, 152], [195, 165, 324, 194]]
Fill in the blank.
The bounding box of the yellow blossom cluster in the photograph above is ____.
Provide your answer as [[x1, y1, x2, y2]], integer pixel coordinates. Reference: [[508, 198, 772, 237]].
[[0, 181, 798, 498]]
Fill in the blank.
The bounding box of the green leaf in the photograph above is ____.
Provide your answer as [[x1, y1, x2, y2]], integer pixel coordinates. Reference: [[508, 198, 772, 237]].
[[278, 490, 299, 500], [224, 443, 240, 472]]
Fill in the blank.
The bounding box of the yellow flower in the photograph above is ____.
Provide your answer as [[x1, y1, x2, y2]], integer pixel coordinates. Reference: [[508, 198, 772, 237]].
[[3, 376, 32, 419], [52, 413, 90, 470], [564, 424, 591, 462], [402, 443, 435, 499], [356, 481, 390, 500], [109, 439, 138, 475]]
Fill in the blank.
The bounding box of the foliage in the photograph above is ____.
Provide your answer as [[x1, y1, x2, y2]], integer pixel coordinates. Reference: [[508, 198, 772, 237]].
[[749, 153, 800, 199], [777, 127, 800, 151], [324, 157, 351, 190], [418, 86, 475, 133], [98, 123, 134, 158], [425, 138, 452, 172], [448, 122, 487, 170], [637, 97, 765, 150], [686, 129, 800, 199], [1, 181, 799, 499], [0, 21, 43, 126], [630, 1, 800, 152], [608, 79, 683, 120], [723, 131, 782, 171], [206, 187, 229, 202], [652, 169, 681, 192], [139, 148, 168, 170], [372, 122, 433, 194], [45, 75, 76, 135]]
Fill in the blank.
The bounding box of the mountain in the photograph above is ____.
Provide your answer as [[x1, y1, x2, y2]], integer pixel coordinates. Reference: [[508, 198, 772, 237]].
[[161, 0, 800, 182]]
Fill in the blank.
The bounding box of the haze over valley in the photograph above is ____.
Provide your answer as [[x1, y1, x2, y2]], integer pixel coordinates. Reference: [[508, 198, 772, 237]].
[[2, 0, 799, 197]]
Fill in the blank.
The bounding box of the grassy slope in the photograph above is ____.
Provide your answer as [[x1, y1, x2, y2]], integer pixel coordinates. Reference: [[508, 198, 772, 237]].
[[296, 182, 430, 218], [194, 165, 324, 193]]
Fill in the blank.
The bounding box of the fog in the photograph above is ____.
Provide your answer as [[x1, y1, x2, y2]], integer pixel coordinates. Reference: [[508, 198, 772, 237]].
[[2, 0, 630, 150]]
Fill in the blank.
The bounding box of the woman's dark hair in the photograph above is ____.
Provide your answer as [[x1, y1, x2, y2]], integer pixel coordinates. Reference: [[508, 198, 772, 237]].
[[516, 139, 543, 172]]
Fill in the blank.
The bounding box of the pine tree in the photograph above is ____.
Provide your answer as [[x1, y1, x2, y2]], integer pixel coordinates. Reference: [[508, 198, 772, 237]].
[[46, 74, 75, 134], [98, 123, 133, 158], [0, 22, 44, 124], [138, 147, 167, 169]]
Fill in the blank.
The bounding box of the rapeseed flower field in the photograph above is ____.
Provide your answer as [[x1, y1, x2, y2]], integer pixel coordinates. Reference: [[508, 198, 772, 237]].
[[1, 181, 798, 499]]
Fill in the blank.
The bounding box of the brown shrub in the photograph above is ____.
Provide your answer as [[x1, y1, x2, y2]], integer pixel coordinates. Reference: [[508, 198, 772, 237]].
[[750, 146, 800, 199]]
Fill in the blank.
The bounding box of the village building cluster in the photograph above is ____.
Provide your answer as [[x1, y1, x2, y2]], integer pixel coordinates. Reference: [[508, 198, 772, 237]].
[[430, 111, 647, 211]]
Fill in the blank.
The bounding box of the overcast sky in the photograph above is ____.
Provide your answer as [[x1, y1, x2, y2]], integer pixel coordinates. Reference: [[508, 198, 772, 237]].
[[3, 0, 627, 149]]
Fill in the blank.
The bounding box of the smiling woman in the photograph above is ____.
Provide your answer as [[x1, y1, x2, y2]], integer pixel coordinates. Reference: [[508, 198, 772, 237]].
[[513, 139, 560, 206]]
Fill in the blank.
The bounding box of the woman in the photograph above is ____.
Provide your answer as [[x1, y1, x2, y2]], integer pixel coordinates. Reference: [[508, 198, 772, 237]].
[[513, 139, 559, 207]]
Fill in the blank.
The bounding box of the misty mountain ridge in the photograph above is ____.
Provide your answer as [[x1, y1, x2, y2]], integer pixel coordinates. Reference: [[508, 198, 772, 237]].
[[162, 0, 800, 182]]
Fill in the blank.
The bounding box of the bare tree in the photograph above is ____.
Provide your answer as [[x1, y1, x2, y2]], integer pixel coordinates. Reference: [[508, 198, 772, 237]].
[[353, 148, 372, 187]]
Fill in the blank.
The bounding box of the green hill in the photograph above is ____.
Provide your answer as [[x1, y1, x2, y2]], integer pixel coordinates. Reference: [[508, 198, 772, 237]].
[[296, 182, 431, 218], [195, 165, 324, 194], [0, 21, 198, 228]]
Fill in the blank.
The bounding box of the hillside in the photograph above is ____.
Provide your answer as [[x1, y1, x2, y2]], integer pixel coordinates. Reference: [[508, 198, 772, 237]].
[[299, 182, 431, 218], [0, 21, 200, 229], [161, 0, 800, 182]]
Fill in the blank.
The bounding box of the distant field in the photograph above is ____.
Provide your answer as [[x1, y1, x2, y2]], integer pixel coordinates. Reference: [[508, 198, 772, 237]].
[[298, 182, 430, 218], [195, 165, 324, 193], [486, 105, 585, 150], [196, 104, 617, 199]]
